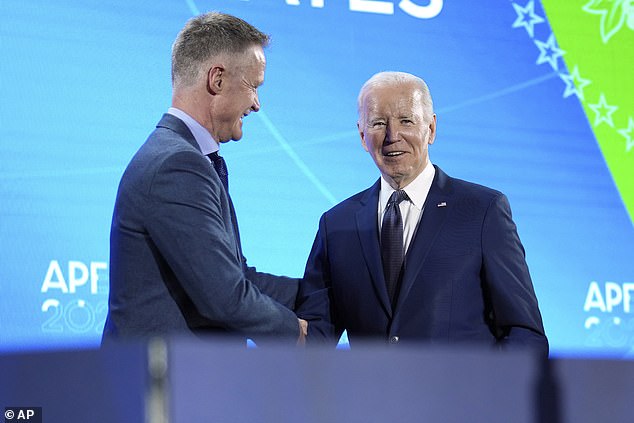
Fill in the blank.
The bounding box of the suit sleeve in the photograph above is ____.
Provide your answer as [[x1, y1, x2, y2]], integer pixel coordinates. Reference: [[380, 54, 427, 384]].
[[145, 150, 299, 342], [296, 215, 338, 344], [243, 263, 299, 310], [481, 194, 549, 356]]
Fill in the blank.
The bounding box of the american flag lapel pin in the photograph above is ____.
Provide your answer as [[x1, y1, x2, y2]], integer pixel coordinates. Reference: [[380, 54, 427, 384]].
[[437, 201, 447, 207]]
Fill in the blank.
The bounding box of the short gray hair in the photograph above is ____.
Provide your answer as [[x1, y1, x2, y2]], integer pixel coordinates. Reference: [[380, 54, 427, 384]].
[[357, 71, 434, 125], [171, 12, 270, 88]]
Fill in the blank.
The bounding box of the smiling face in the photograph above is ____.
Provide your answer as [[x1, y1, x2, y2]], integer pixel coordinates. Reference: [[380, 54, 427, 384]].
[[358, 80, 436, 189], [208, 45, 265, 142]]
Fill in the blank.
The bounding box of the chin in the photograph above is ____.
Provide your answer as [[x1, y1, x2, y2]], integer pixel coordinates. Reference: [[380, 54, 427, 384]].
[[232, 124, 243, 141]]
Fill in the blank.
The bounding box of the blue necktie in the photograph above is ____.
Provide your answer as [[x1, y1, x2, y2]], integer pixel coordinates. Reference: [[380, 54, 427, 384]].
[[208, 152, 245, 267], [381, 190, 409, 306], [207, 151, 228, 192]]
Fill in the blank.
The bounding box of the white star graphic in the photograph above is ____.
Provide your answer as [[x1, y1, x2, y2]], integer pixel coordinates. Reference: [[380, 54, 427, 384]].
[[512, 1, 545, 38], [535, 33, 566, 70], [617, 117, 634, 152], [559, 65, 592, 101], [588, 93, 619, 127]]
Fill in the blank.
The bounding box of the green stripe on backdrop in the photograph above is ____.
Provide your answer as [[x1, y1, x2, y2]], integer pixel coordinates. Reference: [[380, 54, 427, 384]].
[[541, 0, 634, 225]]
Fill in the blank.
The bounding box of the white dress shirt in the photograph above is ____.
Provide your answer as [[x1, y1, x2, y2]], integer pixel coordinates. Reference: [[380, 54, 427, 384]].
[[378, 160, 436, 254]]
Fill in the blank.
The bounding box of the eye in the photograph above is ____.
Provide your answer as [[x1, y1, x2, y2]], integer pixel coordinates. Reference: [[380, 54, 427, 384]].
[[371, 121, 386, 128], [401, 119, 414, 125]]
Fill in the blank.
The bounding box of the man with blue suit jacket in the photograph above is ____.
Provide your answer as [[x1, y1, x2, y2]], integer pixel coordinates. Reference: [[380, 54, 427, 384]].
[[297, 72, 548, 355], [103, 12, 307, 345]]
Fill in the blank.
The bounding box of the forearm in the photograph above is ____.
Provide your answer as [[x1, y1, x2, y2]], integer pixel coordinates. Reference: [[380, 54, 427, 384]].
[[244, 265, 299, 310]]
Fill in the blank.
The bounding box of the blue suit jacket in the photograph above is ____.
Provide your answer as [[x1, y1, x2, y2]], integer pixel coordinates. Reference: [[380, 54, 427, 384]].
[[103, 114, 299, 343], [297, 166, 548, 355]]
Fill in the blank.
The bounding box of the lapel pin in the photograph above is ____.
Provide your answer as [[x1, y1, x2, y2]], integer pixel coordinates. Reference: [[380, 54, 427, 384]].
[[437, 201, 447, 207]]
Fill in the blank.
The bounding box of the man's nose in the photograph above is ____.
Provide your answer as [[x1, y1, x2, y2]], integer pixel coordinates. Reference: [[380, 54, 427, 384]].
[[386, 122, 400, 143], [252, 93, 261, 112]]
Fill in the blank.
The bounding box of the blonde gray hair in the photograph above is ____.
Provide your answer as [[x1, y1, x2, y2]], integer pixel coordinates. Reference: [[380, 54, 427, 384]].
[[357, 71, 434, 125], [171, 12, 270, 88]]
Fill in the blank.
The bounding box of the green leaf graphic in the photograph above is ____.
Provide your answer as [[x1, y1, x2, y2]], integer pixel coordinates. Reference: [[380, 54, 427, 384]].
[[603, 1, 626, 41], [583, 0, 615, 14]]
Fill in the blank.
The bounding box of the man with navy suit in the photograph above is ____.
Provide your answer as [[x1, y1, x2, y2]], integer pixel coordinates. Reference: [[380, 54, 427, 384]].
[[297, 72, 548, 355], [103, 12, 307, 344]]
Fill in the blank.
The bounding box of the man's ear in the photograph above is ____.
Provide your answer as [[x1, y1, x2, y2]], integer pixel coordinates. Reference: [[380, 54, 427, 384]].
[[207, 66, 224, 95], [427, 114, 437, 145], [358, 121, 369, 152]]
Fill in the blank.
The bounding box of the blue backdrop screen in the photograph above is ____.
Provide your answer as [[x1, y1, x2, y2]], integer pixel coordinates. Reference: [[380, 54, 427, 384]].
[[1, 0, 633, 358]]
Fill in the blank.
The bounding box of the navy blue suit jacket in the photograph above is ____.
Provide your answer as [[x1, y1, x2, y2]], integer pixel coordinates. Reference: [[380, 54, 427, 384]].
[[103, 114, 299, 343], [297, 166, 548, 355]]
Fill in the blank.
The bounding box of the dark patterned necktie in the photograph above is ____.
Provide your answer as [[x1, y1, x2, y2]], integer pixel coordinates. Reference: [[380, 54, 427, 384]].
[[381, 189, 409, 306], [207, 151, 228, 192], [207, 151, 244, 266]]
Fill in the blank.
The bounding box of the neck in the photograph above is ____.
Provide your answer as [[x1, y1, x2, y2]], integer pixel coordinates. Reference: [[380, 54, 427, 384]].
[[172, 88, 211, 132], [383, 175, 410, 191]]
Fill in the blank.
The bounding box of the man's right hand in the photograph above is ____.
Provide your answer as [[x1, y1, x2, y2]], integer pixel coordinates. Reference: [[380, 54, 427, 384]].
[[297, 318, 308, 346]]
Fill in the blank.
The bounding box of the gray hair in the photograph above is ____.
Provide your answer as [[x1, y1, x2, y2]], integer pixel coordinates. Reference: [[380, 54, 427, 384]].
[[357, 71, 434, 125], [171, 12, 270, 88]]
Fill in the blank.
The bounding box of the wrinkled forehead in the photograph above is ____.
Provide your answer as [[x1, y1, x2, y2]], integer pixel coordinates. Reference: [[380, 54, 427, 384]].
[[362, 83, 425, 116], [225, 45, 266, 83], [250, 45, 266, 68], [249, 49, 266, 84], [224, 44, 265, 68]]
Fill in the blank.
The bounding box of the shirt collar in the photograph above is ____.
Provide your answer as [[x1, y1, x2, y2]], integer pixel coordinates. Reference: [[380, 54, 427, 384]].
[[379, 159, 436, 211], [167, 107, 219, 155]]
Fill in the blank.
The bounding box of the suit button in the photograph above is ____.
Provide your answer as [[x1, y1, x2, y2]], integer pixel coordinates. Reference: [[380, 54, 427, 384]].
[[389, 336, 399, 344]]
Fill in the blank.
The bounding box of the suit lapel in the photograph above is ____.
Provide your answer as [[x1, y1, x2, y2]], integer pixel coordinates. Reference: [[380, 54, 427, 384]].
[[356, 180, 393, 318], [395, 166, 452, 312], [226, 194, 245, 266]]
